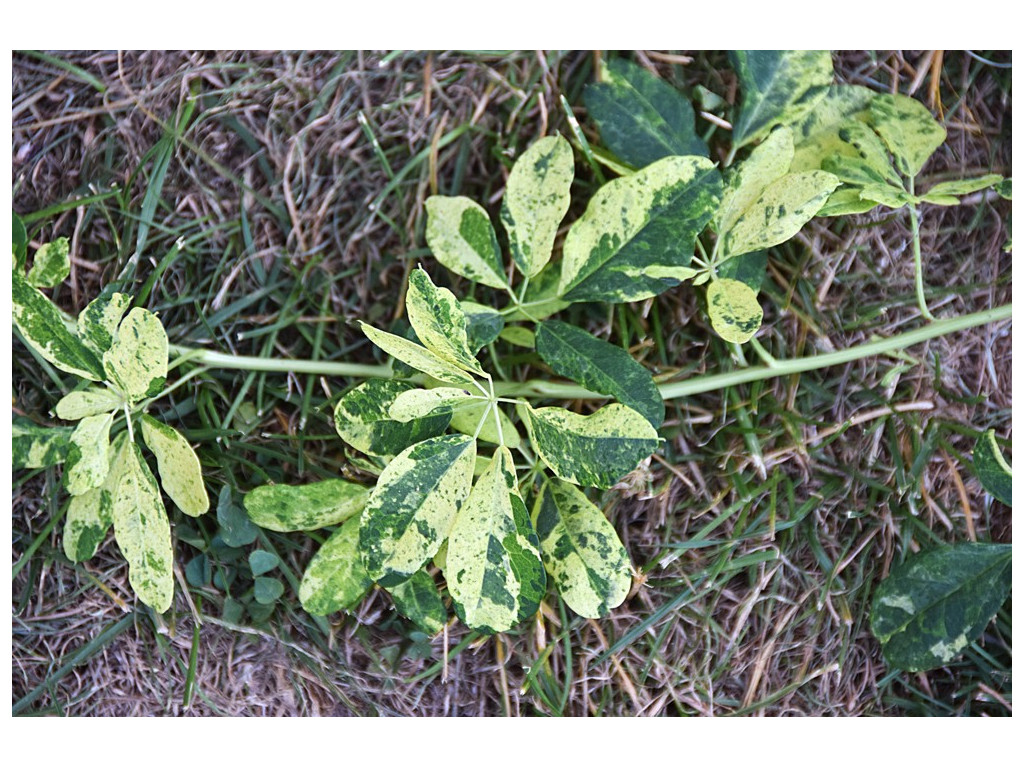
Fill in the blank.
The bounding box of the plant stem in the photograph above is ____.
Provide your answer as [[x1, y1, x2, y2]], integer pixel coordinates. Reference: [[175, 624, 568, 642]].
[[168, 345, 392, 379], [909, 204, 935, 321]]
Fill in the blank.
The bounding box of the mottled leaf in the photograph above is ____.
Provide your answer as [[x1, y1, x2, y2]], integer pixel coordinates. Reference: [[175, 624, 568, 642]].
[[870, 543, 1012, 672], [140, 414, 209, 517], [444, 446, 545, 633], [559, 155, 722, 303], [449, 400, 520, 449], [716, 250, 767, 291], [360, 433, 476, 586], [245, 478, 369, 531], [707, 278, 763, 344], [822, 120, 903, 188], [63, 432, 127, 562], [26, 237, 70, 288], [921, 174, 1004, 205], [716, 127, 795, 236], [389, 386, 478, 422], [65, 412, 114, 496], [859, 183, 914, 209], [501, 134, 574, 277], [533, 479, 632, 618], [868, 93, 946, 178], [13, 417, 72, 468], [536, 319, 664, 427], [974, 429, 1011, 506], [461, 300, 505, 353], [387, 569, 448, 635], [112, 442, 174, 612], [507, 264, 570, 322], [789, 84, 876, 172], [299, 516, 373, 616], [334, 378, 451, 458], [12, 273, 105, 380], [425, 196, 506, 289], [406, 268, 486, 375], [522, 403, 660, 489], [103, 308, 168, 403], [584, 58, 708, 169], [77, 290, 131, 357], [730, 50, 833, 149], [359, 322, 479, 388], [816, 187, 882, 217], [55, 386, 123, 421]]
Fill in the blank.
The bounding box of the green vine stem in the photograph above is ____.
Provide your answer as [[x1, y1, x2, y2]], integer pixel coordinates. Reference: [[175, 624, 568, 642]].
[[909, 203, 935, 322], [170, 303, 1011, 402]]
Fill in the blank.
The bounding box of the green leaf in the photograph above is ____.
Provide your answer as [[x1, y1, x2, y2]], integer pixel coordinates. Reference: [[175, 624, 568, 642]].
[[498, 325, 535, 348], [299, 516, 373, 616], [559, 155, 722, 303], [730, 50, 833, 149], [501, 134, 574, 278], [449, 401, 520, 449], [244, 479, 368, 532], [254, 576, 285, 605], [707, 278, 763, 344], [360, 433, 476, 586], [522, 403, 660, 489], [716, 126, 795, 236], [54, 386, 122, 421], [13, 417, 72, 468], [921, 174, 1004, 204], [870, 543, 1012, 672], [444, 446, 545, 633], [387, 569, 448, 635], [334, 378, 451, 458], [584, 58, 708, 169], [140, 414, 209, 517], [217, 485, 259, 547], [716, 250, 767, 292], [858, 183, 914, 209], [26, 237, 70, 288], [996, 178, 1012, 199], [461, 300, 505, 353], [424, 196, 506, 289], [103, 308, 168, 403], [789, 84, 877, 172], [185, 554, 212, 588], [974, 429, 1011, 506], [533, 479, 632, 618], [12, 273, 105, 380], [65, 412, 114, 496], [536, 319, 664, 428], [112, 442, 174, 613], [868, 93, 946, 178], [358, 322, 479, 388], [13, 212, 28, 272], [405, 268, 486, 375], [389, 386, 478, 422], [249, 550, 280, 576], [76, 291, 131, 357], [721, 170, 840, 258], [63, 434, 125, 562]]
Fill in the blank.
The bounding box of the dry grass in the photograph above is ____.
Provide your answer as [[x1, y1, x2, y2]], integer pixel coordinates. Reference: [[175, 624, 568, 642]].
[[12, 50, 1011, 716]]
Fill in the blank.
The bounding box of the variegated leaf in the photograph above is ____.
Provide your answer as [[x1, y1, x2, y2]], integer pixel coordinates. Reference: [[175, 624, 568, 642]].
[[721, 170, 841, 259], [460, 301, 505, 353], [822, 120, 903, 189], [55, 386, 123, 421], [501, 134, 574, 278], [359, 322, 479, 388], [103, 308, 168, 403], [584, 57, 709, 169], [26, 237, 70, 288], [559, 155, 722, 303], [444, 446, 545, 633], [868, 93, 946, 178], [536, 319, 664, 427], [716, 250, 767, 291], [140, 414, 209, 517], [12, 274, 105, 381], [974, 429, 1011, 506], [334, 378, 451, 458], [245, 479, 369, 531], [112, 442, 174, 613], [921, 174, 1004, 206], [533, 479, 632, 618], [77, 291, 131, 357], [716, 126, 795, 236], [789, 84, 876, 172], [13, 418, 72, 468], [424, 196, 506, 289], [871, 543, 1012, 672], [63, 433, 126, 562], [522, 403, 660, 489], [387, 568, 448, 635], [730, 50, 833, 149], [360, 433, 476, 586], [449, 400, 520, 449], [816, 187, 881, 217], [389, 386, 478, 422], [65, 412, 114, 496], [707, 278, 763, 344], [405, 268, 486, 375], [859, 184, 914, 209], [299, 516, 373, 616]]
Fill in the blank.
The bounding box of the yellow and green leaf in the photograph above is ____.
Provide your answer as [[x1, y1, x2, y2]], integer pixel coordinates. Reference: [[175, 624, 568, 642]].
[[425, 196, 506, 289], [973, 429, 1011, 506], [444, 446, 545, 633], [140, 414, 209, 517], [25, 237, 70, 288], [386, 568, 448, 635], [77, 291, 131, 357], [63, 433, 126, 562], [868, 93, 946, 178], [532, 479, 632, 619], [298, 516, 372, 616], [501, 134, 574, 278], [522, 403, 660, 489], [55, 386, 123, 421], [13, 417, 72, 469], [245, 478, 368, 532], [789, 84, 876, 172], [359, 322, 479, 389], [707, 278, 763, 344], [359, 433, 476, 586], [389, 386, 478, 422], [103, 308, 168, 403], [921, 174, 1004, 206], [65, 412, 114, 496], [334, 378, 451, 458], [405, 268, 486, 375], [716, 126, 795, 236]]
